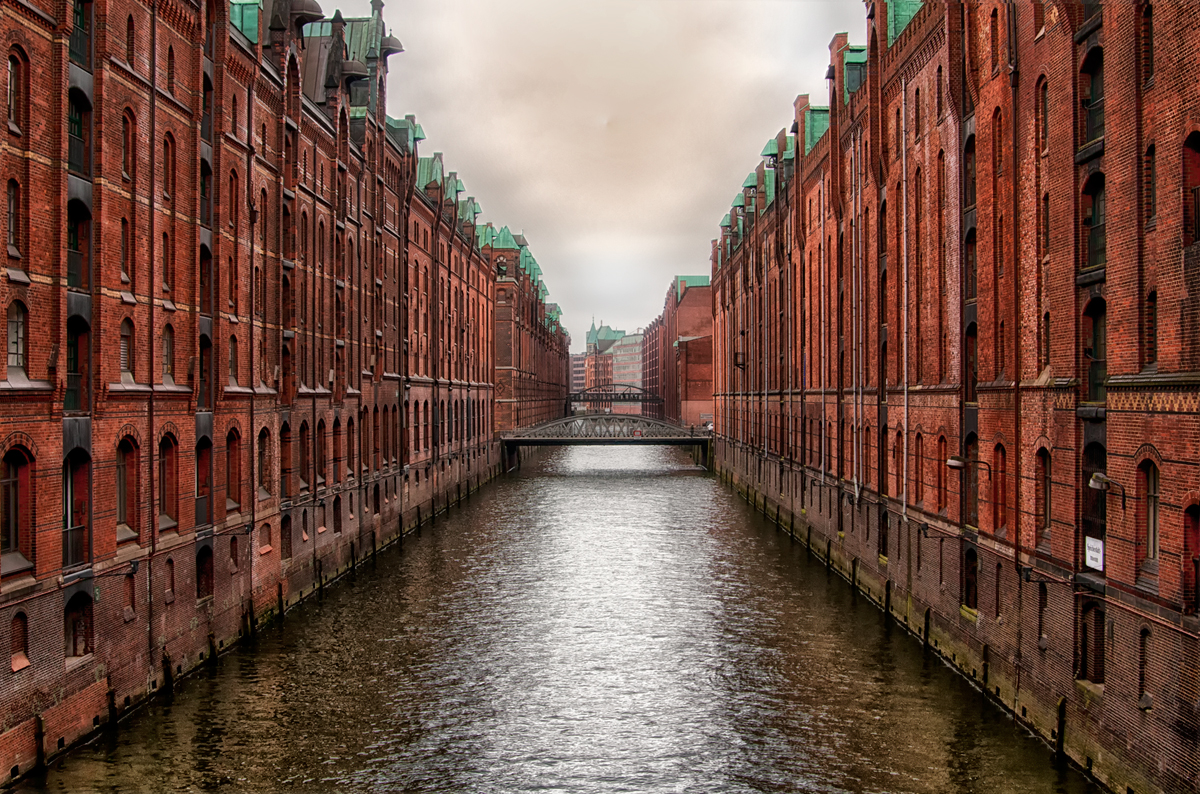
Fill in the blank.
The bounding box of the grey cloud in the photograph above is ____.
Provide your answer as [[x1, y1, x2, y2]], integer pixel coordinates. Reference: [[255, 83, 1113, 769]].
[[337, 0, 863, 349]]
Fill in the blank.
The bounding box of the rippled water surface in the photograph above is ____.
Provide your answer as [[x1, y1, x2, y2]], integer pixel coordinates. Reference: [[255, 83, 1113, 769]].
[[25, 447, 1099, 793]]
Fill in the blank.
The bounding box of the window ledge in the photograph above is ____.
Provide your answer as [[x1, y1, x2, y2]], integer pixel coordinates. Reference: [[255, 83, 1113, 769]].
[[108, 382, 152, 394], [1, 551, 33, 577], [163, 588, 175, 605], [959, 604, 979, 623], [157, 514, 178, 533], [1074, 137, 1105, 165], [10, 652, 30, 673], [258, 487, 271, 501], [116, 524, 138, 545], [123, 606, 135, 623], [258, 545, 272, 556], [65, 653, 93, 672], [0, 375, 52, 392], [6, 245, 20, 261], [5, 267, 28, 285]]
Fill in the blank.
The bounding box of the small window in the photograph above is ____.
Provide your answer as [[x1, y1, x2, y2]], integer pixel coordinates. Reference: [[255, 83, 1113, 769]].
[[6, 302, 24, 372], [963, 548, 979, 610], [196, 546, 213, 599], [119, 319, 133, 374], [1145, 145, 1157, 221], [64, 593, 92, 657], [161, 324, 174, 381], [1142, 6, 1154, 83], [1145, 292, 1157, 368], [228, 335, 238, 384], [1143, 462, 1160, 562], [6, 178, 18, 255], [166, 46, 174, 93], [125, 15, 134, 64], [10, 612, 27, 671]]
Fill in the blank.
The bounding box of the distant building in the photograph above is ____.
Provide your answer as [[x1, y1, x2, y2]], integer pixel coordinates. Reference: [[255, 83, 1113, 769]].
[[571, 353, 587, 394], [610, 332, 644, 414], [643, 276, 713, 427]]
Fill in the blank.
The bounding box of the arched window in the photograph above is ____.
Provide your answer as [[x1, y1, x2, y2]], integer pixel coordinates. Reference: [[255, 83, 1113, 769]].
[[280, 515, 291, 560], [67, 91, 91, 177], [7, 53, 23, 133], [1038, 78, 1049, 152], [1083, 174, 1106, 270], [119, 318, 133, 376], [64, 592, 92, 657], [333, 495, 343, 534], [162, 135, 175, 201], [10, 612, 28, 670], [316, 419, 327, 485], [1084, 299, 1107, 402], [964, 434, 980, 528], [1036, 449, 1052, 547], [993, 445, 1007, 533], [1, 447, 33, 569], [125, 15, 134, 64], [1186, 506, 1200, 613], [989, 8, 999, 72], [1141, 461, 1160, 563], [964, 229, 977, 302], [7, 301, 25, 375], [257, 428, 270, 497], [1145, 144, 1157, 222], [1185, 134, 1200, 246], [228, 335, 238, 384], [963, 136, 976, 208], [1142, 6, 1154, 83], [333, 418, 342, 482], [914, 434, 924, 503], [166, 46, 175, 93], [161, 324, 174, 383], [1082, 443, 1107, 567], [196, 546, 213, 599], [963, 548, 978, 610], [1079, 600, 1105, 683], [165, 557, 175, 597], [259, 522, 271, 553], [61, 449, 90, 569], [1082, 48, 1104, 142], [346, 418, 356, 475], [6, 179, 19, 255], [298, 422, 310, 492], [279, 424, 292, 498], [965, 323, 978, 403], [158, 435, 177, 528], [116, 437, 138, 539], [937, 436, 947, 511], [226, 430, 241, 511], [1145, 291, 1157, 368], [176, 428, 201, 527]]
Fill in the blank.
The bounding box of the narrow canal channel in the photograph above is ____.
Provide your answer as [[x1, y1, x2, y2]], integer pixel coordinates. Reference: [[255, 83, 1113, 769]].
[[24, 447, 1099, 794]]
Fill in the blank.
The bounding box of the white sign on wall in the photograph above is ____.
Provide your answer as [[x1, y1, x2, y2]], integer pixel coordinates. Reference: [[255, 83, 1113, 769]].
[[1085, 536, 1105, 571]]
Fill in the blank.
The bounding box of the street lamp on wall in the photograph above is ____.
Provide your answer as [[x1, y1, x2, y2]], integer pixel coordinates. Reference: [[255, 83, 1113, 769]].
[[1088, 471, 1127, 510], [946, 454, 992, 480]]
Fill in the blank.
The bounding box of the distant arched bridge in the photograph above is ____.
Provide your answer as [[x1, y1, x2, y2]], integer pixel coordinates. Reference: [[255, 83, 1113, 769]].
[[501, 415, 711, 466]]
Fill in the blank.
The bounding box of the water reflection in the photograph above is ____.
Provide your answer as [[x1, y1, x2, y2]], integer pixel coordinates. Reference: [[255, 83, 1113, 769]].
[[25, 447, 1098, 793]]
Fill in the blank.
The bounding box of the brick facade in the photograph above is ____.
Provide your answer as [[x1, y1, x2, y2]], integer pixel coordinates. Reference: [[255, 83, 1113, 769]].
[[713, 3, 1200, 792], [0, 0, 564, 780]]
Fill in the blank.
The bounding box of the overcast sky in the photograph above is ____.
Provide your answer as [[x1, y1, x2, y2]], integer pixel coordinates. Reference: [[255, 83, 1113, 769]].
[[339, 0, 864, 352]]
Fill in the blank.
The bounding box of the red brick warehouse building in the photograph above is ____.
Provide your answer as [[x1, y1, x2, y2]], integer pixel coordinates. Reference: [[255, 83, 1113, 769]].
[[712, 3, 1200, 792], [642, 275, 713, 426], [0, 0, 569, 780]]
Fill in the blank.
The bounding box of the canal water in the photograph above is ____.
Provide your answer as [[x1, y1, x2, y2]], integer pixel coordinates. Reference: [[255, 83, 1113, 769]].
[[24, 447, 1099, 793]]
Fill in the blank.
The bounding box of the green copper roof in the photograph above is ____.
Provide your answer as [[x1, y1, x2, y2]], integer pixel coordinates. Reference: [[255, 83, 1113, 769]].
[[889, 0, 923, 46], [742, 173, 758, 189], [764, 171, 776, 207], [760, 139, 779, 158], [231, 0, 259, 43], [782, 134, 796, 161], [494, 226, 519, 250], [720, 213, 731, 228], [676, 275, 710, 300], [417, 155, 443, 194], [843, 45, 868, 103], [732, 193, 745, 208], [804, 107, 830, 155]]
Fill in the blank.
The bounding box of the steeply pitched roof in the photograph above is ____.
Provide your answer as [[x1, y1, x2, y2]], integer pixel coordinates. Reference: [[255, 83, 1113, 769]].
[[493, 226, 519, 250], [889, 0, 923, 46]]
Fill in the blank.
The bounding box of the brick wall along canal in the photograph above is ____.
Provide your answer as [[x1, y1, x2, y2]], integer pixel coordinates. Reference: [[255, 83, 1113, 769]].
[[22, 447, 1100, 793]]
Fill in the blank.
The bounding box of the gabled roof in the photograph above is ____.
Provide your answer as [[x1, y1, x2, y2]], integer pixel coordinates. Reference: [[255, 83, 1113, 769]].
[[493, 226, 519, 250], [742, 173, 758, 189], [417, 154, 443, 195]]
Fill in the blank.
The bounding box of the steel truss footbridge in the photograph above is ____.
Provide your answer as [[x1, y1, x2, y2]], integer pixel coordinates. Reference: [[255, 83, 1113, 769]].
[[500, 413, 712, 469]]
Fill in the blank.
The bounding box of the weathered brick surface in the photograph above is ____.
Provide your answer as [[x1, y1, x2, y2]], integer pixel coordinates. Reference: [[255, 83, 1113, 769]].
[[712, 3, 1200, 792], [0, 0, 561, 781]]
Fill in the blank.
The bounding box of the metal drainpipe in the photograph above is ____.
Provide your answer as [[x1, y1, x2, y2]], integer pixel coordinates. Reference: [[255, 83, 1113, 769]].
[[145, 0, 159, 667], [247, 73, 257, 616], [820, 172, 826, 484], [762, 194, 768, 459], [901, 78, 910, 518], [854, 127, 864, 501], [1007, 2, 1024, 697], [857, 131, 866, 496]]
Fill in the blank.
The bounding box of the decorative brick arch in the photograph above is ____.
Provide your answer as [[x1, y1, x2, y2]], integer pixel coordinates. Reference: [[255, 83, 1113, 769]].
[[1134, 443, 1164, 470], [1032, 435, 1052, 458], [115, 424, 143, 450], [0, 431, 38, 461], [157, 422, 182, 446]]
